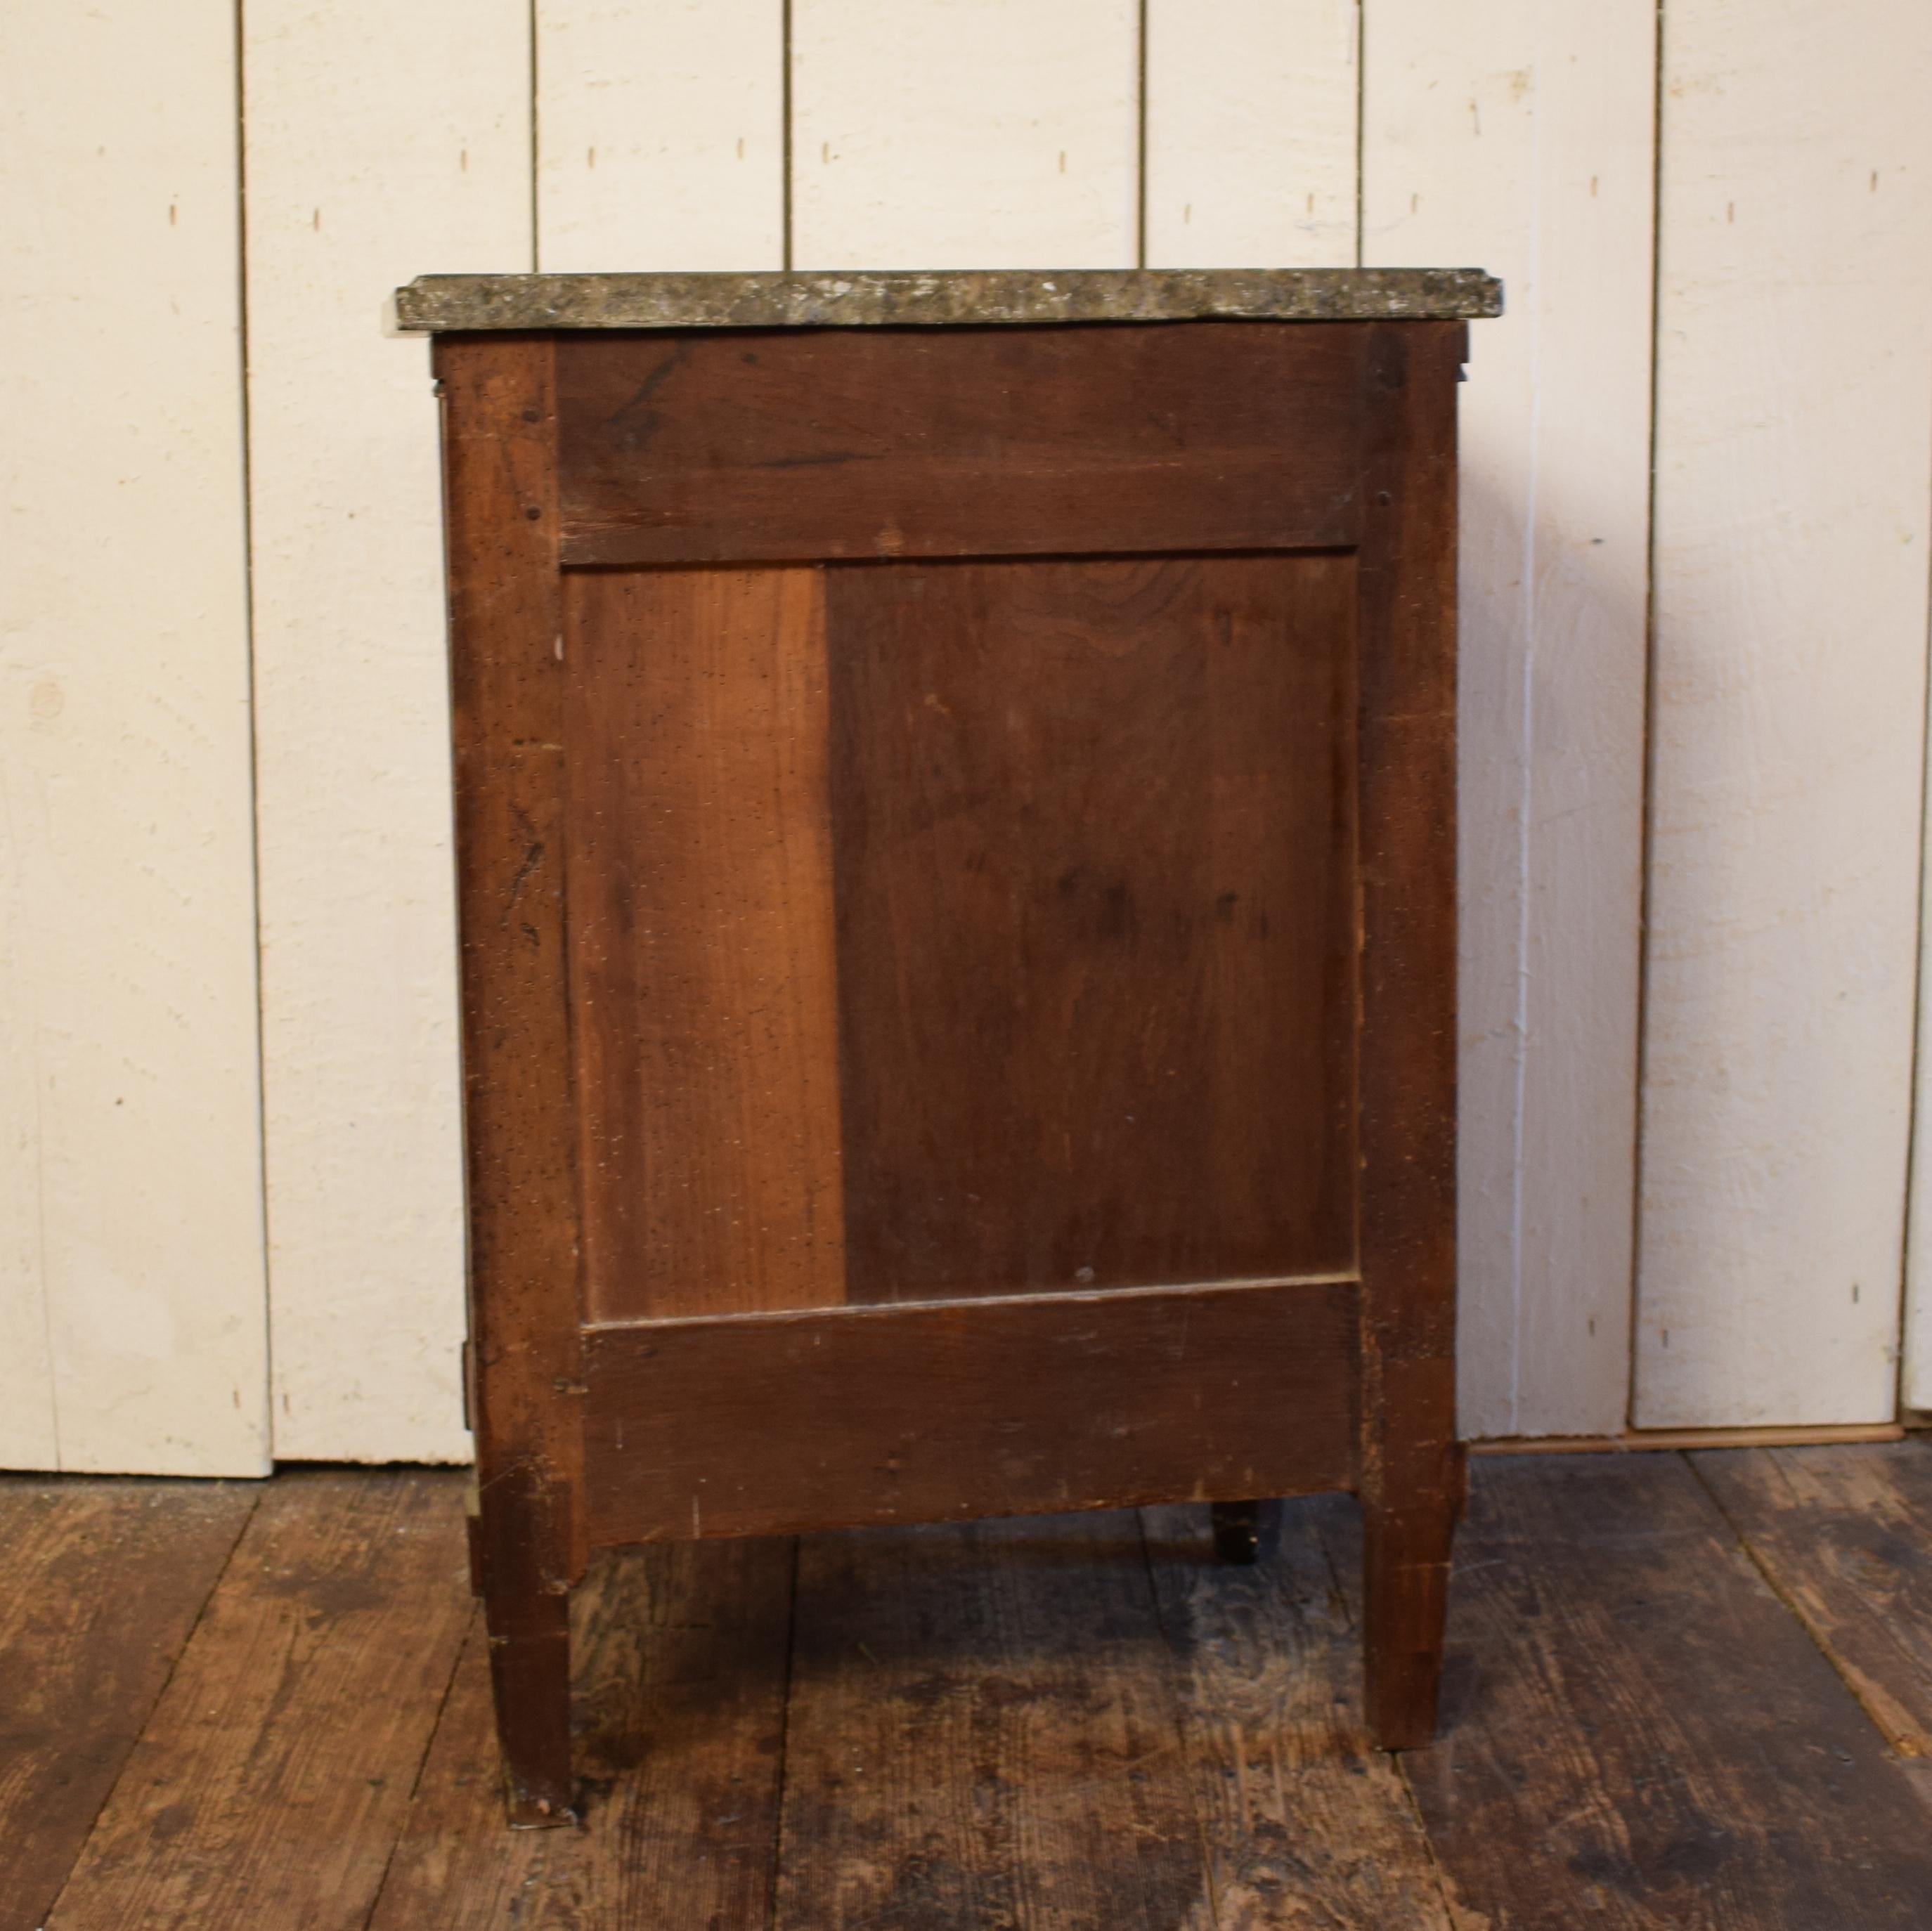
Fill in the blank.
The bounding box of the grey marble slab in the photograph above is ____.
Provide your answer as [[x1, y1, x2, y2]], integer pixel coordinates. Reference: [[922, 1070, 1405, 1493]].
[[394, 268, 1501, 332]]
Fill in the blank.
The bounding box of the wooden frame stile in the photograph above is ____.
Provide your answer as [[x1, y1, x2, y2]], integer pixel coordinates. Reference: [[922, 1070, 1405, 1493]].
[[1354, 319, 1468, 1745], [435, 332, 588, 1826]]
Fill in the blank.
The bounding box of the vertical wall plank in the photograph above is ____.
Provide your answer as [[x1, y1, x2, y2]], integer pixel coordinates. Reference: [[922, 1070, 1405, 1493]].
[[536, 1, 785, 271], [1143, 0, 1358, 270], [1639, 1, 1932, 1426], [791, 0, 1139, 271], [1364, 2, 1656, 1436], [245, 1, 531, 1460], [0, 4, 268, 1472]]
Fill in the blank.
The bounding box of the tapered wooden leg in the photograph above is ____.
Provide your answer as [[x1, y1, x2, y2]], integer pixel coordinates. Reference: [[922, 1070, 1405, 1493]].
[[1210, 1500, 1261, 1565], [468, 1493, 576, 1827], [1362, 1444, 1466, 1750]]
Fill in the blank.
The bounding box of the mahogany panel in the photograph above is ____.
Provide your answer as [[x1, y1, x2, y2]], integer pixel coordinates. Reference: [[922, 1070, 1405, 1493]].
[[827, 551, 1358, 1303], [582, 1276, 1361, 1545], [564, 566, 845, 1322], [555, 324, 1366, 564]]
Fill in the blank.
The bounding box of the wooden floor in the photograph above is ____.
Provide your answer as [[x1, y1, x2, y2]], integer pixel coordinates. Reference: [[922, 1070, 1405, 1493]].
[[6, 1446, 1931, 1930]]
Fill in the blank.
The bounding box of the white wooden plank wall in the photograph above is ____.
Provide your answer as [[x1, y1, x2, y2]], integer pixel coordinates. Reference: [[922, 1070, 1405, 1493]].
[[8, 2, 1932, 1469], [1638, 0, 1932, 1426], [244, 1, 532, 1462], [0, 1, 269, 1474], [1363, 1, 1657, 1437]]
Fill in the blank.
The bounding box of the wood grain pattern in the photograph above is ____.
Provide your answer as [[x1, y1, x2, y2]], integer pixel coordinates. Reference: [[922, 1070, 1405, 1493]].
[[370, 1537, 796, 1930], [1403, 1454, 1932, 1927], [436, 332, 583, 1820], [43, 1471, 471, 1931], [1692, 1441, 1932, 1757], [583, 1278, 1360, 1545], [1353, 320, 1464, 1747], [775, 1511, 1207, 1928], [565, 566, 845, 1324], [0, 1478, 256, 1931], [554, 324, 1365, 565], [828, 552, 1356, 1302], [1143, 1497, 1456, 1929]]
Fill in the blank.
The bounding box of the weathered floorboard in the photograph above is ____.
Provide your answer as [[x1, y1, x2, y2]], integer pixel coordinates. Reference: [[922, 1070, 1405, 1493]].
[[0, 1478, 257, 1931], [370, 1536, 795, 1930], [1401, 1454, 1932, 1927], [776, 1511, 1208, 1930], [1142, 1498, 1455, 1929], [1693, 1441, 1932, 1758], [43, 1470, 471, 1931]]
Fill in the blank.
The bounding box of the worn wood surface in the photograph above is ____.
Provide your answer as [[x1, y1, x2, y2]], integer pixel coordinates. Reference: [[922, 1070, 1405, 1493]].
[[1143, 1497, 1456, 1929], [553, 324, 1365, 565], [1694, 1442, 1932, 1758], [583, 1278, 1360, 1547], [437, 332, 584, 1820], [1404, 1453, 1932, 1927], [1351, 320, 1463, 1748], [370, 1537, 795, 1930], [775, 1510, 1207, 1930], [43, 1471, 471, 1931], [828, 552, 1356, 1302], [566, 566, 845, 1323], [0, 1478, 256, 1931]]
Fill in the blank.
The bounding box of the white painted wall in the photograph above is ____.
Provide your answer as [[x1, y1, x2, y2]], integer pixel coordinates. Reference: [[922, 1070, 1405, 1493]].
[[1, 0, 269, 1475], [6, 1, 1932, 1468]]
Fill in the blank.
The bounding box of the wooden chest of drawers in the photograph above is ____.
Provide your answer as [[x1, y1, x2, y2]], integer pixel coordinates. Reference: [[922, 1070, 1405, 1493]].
[[397, 267, 1498, 1823]]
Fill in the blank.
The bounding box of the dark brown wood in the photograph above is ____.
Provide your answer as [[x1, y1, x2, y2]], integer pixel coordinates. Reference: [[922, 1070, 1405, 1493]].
[[42, 1471, 472, 1931], [370, 1537, 796, 1930], [776, 1511, 1207, 1928], [554, 323, 1366, 565], [583, 1277, 1360, 1545], [1142, 1498, 1458, 1927], [437, 331, 585, 1823], [564, 564, 845, 1324], [828, 551, 1358, 1303], [1403, 1453, 1932, 1928], [0, 1477, 256, 1931], [1693, 1440, 1932, 1756], [1352, 319, 1465, 1750]]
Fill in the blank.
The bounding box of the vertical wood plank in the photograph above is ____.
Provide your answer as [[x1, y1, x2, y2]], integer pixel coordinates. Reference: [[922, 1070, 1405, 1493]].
[[536, 1, 785, 271], [243, 0, 531, 1461], [1638, 1, 1932, 1426], [1363, 1, 1656, 1437], [0, 1, 269, 1473], [1143, 0, 1358, 271], [566, 567, 845, 1322], [791, 0, 1140, 270]]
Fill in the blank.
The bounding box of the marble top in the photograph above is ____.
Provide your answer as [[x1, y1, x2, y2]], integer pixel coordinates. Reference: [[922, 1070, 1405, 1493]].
[[394, 268, 1502, 332]]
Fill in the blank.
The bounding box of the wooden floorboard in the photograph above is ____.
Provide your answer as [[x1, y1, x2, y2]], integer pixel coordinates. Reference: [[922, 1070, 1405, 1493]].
[[1142, 1497, 1454, 1930], [1692, 1440, 1932, 1758], [13, 1448, 1932, 1927], [1400, 1452, 1932, 1928], [0, 1476, 257, 1931], [42, 1469, 471, 1931], [369, 1537, 795, 1931], [774, 1511, 1209, 1930]]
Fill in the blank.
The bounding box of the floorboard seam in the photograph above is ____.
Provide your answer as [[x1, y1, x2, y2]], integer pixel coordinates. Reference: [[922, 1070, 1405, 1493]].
[[1685, 1449, 1919, 1758], [1391, 1751, 1471, 1931], [763, 1536, 802, 1931], [359, 1597, 484, 1930], [1135, 1504, 1225, 1931], [37, 1484, 264, 1931]]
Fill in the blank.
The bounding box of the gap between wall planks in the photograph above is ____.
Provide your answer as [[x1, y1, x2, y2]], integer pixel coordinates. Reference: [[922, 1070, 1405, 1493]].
[[1639, 0, 1932, 1428], [1362, 1, 1657, 1438], [244, 0, 532, 1462], [0, 0, 269, 1474]]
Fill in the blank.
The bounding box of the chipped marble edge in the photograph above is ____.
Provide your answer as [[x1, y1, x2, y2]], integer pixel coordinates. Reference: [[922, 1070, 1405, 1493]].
[[394, 268, 1503, 332]]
